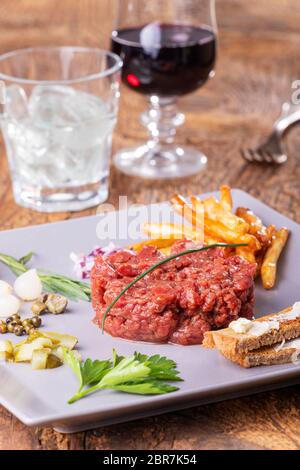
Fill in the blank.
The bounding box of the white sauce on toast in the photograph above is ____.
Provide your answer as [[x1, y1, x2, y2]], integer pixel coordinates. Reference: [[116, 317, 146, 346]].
[[229, 301, 300, 337]]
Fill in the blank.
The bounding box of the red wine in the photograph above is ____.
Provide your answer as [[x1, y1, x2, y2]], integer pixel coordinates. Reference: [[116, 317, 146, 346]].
[[111, 24, 216, 97]]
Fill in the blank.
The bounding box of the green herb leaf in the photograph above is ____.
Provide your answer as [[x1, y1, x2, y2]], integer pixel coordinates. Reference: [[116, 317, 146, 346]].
[[80, 358, 112, 387], [111, 379, 179, 395], [0, 253, 27, 277], [63, 349, 83, 386], [19, 251, 34, 266], [135, 353, 183, 382], [99, 356, 150, 389], [66, 350, 182, 404], [101, 243, 248, 331], [112, 348, 125, 367], [63, 350, 112, 392]]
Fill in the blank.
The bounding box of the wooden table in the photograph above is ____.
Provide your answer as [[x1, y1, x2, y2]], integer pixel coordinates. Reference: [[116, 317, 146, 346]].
[[0, 0, 300, 450]]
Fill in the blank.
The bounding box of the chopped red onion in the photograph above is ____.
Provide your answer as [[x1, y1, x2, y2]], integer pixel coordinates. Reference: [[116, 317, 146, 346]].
[[70, 243, 135, 279]]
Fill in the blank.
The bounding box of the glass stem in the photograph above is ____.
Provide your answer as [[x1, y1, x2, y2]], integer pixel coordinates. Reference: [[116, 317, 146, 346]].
[[141, 96, 185, 150]]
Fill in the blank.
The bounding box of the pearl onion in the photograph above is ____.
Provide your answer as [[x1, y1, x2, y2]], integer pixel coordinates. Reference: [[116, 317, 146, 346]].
[[14, 269, 43, 301], [0, 295, 21, 318], [0, 280, 13, 297]]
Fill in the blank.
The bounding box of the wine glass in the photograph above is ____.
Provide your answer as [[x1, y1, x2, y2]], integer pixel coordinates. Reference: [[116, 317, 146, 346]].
[[111, 0, 217, 179]]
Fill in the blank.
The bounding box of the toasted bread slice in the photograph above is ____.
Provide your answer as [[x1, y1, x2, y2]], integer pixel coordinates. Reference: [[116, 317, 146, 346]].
[[217, 342, 300, 368], [203, 306, 300, 356]]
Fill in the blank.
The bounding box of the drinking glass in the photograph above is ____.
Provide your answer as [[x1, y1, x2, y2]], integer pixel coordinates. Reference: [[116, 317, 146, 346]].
[[111, 0, 217, 179], [0, 47, 122, 212]]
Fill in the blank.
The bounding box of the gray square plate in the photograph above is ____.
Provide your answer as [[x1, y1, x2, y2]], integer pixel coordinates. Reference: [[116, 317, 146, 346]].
[[0, 190, 299, 433]]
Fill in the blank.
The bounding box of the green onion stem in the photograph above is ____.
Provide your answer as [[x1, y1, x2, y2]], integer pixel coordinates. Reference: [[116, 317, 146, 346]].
[[0, 252, 91, 302]]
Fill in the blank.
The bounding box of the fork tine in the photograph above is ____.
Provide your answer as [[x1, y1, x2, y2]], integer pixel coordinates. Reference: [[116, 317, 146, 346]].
[[242, 139, 287, 164], [242, 148, 254, 162], [261, 149, 287, 164], [260, 151, 273, 163], [274, 153, 288, 164], [251, 149, 265, 163]]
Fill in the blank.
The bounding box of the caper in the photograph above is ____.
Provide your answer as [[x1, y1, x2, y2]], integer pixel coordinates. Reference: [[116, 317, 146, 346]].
[[0, 322, 7, 334], [38, 293, 49, 304], [6, 315, 21, 324], [22, 318, 33, 327], [7, 321, 18, 333], [31, 300, 47, 316], [14, 325, 25, 337], [45, 294, 68, 315], [31, 316, 42, 328], [11, 313, 21, 322], [24, 325, 35, 335]]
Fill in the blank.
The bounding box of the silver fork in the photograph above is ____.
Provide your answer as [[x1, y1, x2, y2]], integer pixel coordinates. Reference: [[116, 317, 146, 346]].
[[242, 101, 300, 164]]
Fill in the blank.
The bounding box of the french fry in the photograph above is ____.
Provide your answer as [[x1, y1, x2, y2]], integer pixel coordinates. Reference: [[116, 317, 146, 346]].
[[236, 247, 257, 264], [236, 207, 262, 233], [255, 250, 266, 278], [205, 217, 260, 249], [129, 239, 175, 253], [204, 234, 224, 245], [171, 195, 204, 235], [236, 207, 274, 247], [266, 224, 276, 243], [172, 196, 218, 245], [171, 199, 225, 246], [171, 192, 289, 289], [190, 197, 260, 250], [220, 185, 233, 212], [159, 247, 172, 256], [143, 222, 202, 243], [192, 196, 249, 234], [172, 196, 221, 246], [261, 228, 290, 289]]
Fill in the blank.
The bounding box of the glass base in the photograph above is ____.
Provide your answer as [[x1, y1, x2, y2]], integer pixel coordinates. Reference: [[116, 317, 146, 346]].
[[113, 144, 207, 179], [12, 181, 109, 213]]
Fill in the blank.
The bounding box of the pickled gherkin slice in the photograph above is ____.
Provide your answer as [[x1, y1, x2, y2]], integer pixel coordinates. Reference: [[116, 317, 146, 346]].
[[0, 351, 13, 362], [31, 348, 51, 370], [42, 331, 78, 350], [0, 339, 14, 355], [46, 353, 63, 369], [14, 338, 53, 362]]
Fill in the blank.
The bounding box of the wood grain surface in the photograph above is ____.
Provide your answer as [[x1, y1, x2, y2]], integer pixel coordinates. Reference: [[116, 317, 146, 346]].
[[0, 0, 299, 451]]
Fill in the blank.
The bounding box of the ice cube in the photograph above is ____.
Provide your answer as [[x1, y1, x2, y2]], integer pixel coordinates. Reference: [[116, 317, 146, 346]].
[[61, 116, 115, 151], [62, 90, 109, 123], [61, 91, 114, 149], [29, 86, 114, 150], [29, 85, 76, 127], [29, 85, 111, 125], [5, 85, 29, 120]]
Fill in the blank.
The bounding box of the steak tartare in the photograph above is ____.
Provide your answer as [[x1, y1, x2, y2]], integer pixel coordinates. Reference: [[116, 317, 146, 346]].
[[91, 241, 256, 345]]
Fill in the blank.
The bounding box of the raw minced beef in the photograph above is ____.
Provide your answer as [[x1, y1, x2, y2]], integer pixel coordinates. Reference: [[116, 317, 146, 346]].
[[91, 241, 256, 345]]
